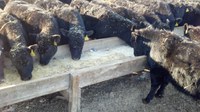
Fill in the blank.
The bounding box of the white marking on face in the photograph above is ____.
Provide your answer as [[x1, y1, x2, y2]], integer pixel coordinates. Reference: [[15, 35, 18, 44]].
[[166, 19, 170, 23]]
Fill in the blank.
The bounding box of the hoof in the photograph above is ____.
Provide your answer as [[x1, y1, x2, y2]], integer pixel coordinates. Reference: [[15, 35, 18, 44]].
[[142, 98, 150, 104]]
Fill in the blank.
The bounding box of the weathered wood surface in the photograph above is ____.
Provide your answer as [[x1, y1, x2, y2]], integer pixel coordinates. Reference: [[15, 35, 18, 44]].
[[68, 73, 81, 112], [76, 56, 147, 88], [0, 73, 69, 108], [54, 37, 126, 58]]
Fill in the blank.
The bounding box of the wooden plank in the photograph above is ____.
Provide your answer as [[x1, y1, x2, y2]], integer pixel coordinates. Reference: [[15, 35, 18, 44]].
[[68, 74, 81, 112], [54, 37, 125, 58], [73, 56, 147, 88], [0, 73, 70, 108], [82, 37, 125, 52]]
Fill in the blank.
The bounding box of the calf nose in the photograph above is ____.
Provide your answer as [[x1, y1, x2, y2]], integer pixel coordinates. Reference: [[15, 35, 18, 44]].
[[21, 75, 32, 81], [40, 59, 50, 65], [72, 57, 80, 60]]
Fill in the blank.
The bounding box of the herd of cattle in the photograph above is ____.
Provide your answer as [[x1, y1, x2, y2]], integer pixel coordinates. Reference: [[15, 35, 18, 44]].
[[0, 0, 200, 104]]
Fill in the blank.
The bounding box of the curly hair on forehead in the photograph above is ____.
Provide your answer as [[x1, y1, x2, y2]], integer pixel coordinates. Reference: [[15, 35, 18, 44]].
[[10, 47, 31, 65]]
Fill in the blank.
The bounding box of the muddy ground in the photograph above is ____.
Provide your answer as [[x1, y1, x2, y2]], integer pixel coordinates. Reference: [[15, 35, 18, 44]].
[[0, 73, 200, 112]]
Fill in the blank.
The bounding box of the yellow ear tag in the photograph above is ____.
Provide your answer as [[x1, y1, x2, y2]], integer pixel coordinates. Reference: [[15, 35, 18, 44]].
[[54, 41, 57, 46], [84, 35, 90, 41], [30, 49, 36, 57], [186, 8, 189, 13], [175, 22, 179, 27]]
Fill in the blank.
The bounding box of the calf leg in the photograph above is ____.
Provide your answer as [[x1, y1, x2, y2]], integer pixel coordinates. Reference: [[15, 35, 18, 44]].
[[142, 73, 160, 104], [142, 84, 159, 104], [155, 83, 168, 98], [155, 75, 170, 98]]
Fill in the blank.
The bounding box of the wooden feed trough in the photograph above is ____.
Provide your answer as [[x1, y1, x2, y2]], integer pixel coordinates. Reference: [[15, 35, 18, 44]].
[[0, 37, 147, 112]]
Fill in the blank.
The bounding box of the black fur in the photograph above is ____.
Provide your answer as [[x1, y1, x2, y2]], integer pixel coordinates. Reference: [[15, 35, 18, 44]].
[[71, 0, 137, 46], [132, 28, 200, 104], [34, 0, 91, 60], [181, 5, 200, 26], [4, 0, 61, 65], [0, 9, 35, 80]]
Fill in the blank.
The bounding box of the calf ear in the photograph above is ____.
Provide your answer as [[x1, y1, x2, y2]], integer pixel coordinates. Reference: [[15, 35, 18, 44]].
[[131, 30, 139, 41], [131, 25, 135, 32], [28, 44, 38, 57], [60, 29, 68, 37], [51, 34, 61, 46], [84, 35, 90, 41], [85, 30, 94, 36], [184, 23, 189, 35]]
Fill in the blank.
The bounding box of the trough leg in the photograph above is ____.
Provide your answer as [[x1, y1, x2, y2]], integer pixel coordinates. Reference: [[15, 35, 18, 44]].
[[68, 74, 81, 112]]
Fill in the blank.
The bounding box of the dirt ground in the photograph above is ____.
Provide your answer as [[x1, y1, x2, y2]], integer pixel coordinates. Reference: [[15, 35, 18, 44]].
[[0, 73, 200, 112]]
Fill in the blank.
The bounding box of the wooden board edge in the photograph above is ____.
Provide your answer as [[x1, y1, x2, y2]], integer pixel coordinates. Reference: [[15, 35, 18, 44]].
[[54, 37, 126, 58], [71, 56, 147, 88], [0, 73, 70, 108]]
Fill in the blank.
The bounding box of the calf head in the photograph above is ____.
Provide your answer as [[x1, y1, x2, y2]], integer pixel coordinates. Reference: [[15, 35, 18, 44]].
[[132, 28, 183, 63], [156, 2, 175, 30], [131, 29, 151, 56], [36, 33, 61, 65], [182, 5, 200, 26], [68, 30, 84, 60], [9, 44, 38, 81], [169, 3, 186, 26], [61, 28, 93, 60]]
